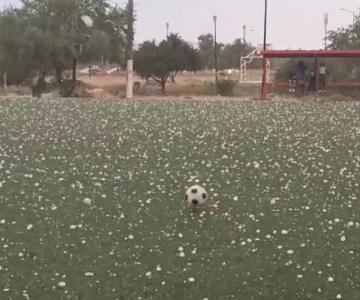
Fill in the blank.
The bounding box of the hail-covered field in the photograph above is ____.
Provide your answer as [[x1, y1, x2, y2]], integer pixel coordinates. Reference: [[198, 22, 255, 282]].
[[0, 97, 360, 300]]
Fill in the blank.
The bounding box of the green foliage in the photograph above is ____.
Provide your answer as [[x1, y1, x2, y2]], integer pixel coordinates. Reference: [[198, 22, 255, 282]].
[[0, 0, 129, 87], [135, 34, 201, 92], [197, 34, 256, 70], [0, 8, 32, 84], [217, 79, 237, 96]]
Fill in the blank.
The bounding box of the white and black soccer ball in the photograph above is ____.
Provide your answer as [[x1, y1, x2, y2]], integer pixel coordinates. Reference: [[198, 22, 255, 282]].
[[186, 185, 208, 206]]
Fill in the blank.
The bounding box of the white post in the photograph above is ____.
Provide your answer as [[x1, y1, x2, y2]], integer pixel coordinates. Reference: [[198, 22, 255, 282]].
[[3, 72, 7, 90], [126, 59, 133, 99]]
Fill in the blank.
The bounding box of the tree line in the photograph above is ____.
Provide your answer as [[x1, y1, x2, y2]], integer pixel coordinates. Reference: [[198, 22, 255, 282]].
[[0, 0, 255, 93], [0, 0, 130, 89]]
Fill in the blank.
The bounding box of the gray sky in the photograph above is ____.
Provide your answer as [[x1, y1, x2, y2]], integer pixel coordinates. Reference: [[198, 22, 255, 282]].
[[2, 0, 360, 48]]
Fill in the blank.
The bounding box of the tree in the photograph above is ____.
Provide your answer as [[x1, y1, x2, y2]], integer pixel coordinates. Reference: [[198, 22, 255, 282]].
[[0, 8, 32, 85], [18, 27, 53, 88], [198, 33, 215, 69], [105, 6, 127, 66], [135, 35, 200, 93], [198, 34, 257, 70], [166, 34, 201, 82]]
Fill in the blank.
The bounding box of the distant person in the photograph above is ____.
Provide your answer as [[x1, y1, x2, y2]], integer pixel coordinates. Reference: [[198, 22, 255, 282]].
[[295, 60, 307, 96], [288, 73, 296, 93], [308, 71, 316, 92], [319, 62, 327, 92]]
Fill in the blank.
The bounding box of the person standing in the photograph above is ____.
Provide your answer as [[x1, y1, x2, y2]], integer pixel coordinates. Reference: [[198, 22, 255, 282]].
[[295, 60, 307, 96]]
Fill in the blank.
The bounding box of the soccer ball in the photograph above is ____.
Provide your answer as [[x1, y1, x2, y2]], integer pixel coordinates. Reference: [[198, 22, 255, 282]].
[[185, 185, 208, 206]]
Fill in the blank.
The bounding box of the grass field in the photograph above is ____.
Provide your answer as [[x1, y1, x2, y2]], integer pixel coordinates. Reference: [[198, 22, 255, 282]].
[[1, 97, 360, 300]]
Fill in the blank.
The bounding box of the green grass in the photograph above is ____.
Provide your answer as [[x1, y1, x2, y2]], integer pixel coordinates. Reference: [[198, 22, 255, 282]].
[[0, 97, 360, 299]]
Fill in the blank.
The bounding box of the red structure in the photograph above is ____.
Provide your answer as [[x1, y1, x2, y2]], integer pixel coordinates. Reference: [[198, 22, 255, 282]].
[[260, 49, 360, 99]]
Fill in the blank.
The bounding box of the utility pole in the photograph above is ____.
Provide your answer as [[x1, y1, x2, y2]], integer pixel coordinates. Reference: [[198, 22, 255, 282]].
[[126, 0, 134, 99], [166, 22, 170, 38], [213, 15, 218, 95], [261, 0, 268, 100], [324, 12, 329, 49]]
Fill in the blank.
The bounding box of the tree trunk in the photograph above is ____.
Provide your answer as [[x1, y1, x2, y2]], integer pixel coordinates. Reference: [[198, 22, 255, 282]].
[[161, 81, 166, 94], [170, 73, 175, 83], [55, 68, 63, 83], [32, 69, 46, 98], [38, 69, 46, 84], [72, 57, 77, 83]]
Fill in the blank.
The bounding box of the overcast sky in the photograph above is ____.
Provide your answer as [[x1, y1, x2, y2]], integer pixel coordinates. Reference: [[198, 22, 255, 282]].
[[2, 0, 360, 48]]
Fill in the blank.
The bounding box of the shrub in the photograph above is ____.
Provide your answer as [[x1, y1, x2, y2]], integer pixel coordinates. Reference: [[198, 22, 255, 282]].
[[217, 79, 236, 96]]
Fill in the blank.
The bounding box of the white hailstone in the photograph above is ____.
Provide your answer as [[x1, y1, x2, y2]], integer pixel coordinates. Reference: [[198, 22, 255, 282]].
[[340, 236, 346, 242], [328, 277, 334, 282], [178, 233, 183, 238], [57, 281, 66, 288], [156, 265, 162, 272], [347, 221, 354, 227], [336, 294, 342, 299], [188, 277, 195, 283], [18, 252, 24, 257], [0, 219, 5, 224], [70, 225, 77, 230], [178, 246, 184, 252], [128, 234, 134, 240], [26, 224, 33, 231], [85, 272, 94, 277], [145, 271, 152, 278], [297, 274, 303, 279], [254, 161, 260, 168], [83, 198, 92, 205], [270, 198, 277, 205], [281, 230, 289, 235], [179, 252, 185, 257], [81, 15, 94, 28], [334, 218, 340, 223], [233, 196, 239, 202], [287, 250, 294, 255]]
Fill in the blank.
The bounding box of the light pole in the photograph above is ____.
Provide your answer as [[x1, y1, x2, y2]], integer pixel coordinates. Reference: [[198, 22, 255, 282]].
[[261, 0, 268, 100], [243, 25, 246, 57], [166, 22, 170, 38], [242, 25, 254, 56], [213, 15, 218, 95], [340, 8, 355, 28]]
